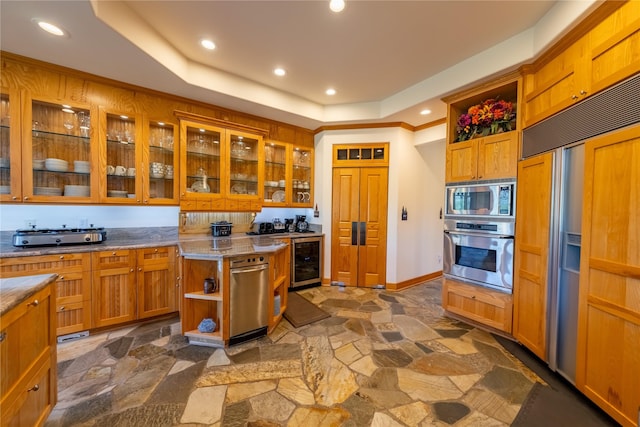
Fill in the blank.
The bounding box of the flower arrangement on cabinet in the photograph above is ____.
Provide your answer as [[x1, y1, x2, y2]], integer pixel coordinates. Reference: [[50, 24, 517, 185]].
[[455, 98, 516, 142]]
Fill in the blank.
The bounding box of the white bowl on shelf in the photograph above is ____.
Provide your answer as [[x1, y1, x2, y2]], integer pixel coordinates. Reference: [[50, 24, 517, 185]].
[[74, 160, 90, 174], [45, 158, 69, 172], [64, 185, 90, 197]]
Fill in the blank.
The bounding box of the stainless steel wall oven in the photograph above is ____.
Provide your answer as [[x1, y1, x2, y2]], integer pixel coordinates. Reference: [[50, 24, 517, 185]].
[[443, 218, 514, 293], [290, 236, 323, 290]]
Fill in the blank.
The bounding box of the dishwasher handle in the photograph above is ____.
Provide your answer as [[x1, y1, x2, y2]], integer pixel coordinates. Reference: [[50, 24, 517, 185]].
[[230, 264, 269, 274]]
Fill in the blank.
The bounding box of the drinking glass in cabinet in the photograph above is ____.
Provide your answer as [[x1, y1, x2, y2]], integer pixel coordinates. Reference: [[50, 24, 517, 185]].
[[30, 100, 92, 198], [229, 134, 259, 195]]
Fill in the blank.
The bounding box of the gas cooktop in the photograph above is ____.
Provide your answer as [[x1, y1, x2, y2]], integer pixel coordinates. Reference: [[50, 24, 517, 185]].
[[12, 226, 107, 247]]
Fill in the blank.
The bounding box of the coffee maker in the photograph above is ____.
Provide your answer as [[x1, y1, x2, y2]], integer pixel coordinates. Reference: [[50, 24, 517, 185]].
[[295, 215, 309, 232]]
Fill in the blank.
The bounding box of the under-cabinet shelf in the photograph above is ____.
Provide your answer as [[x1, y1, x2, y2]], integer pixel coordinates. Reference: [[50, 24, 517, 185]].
[[184, 291, 222, 301]]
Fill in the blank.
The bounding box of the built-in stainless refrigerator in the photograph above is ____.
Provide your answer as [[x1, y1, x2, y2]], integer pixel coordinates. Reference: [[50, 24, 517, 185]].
[[547, 143, 584, 384]]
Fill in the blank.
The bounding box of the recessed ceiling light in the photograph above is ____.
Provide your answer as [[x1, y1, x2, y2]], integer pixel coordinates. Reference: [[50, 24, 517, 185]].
[[326, 88, 336, 96], [274, 68, 286, 77], [35, 20, 66, 37], [329, 0, 345, 13], [200, 39, 216, 50], [420, 109, 432, 115]]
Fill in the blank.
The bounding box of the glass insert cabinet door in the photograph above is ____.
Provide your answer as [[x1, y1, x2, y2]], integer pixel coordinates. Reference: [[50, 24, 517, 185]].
[[0, 90, 20, 201], [147, 120, 177, 203], [28, 98, 94, 201], [263, 141, 288, 204], [292, 146, 312, 205], [228, 131, 260, 197], [184, 124, 222, 196], [104, 112, 141, 201]]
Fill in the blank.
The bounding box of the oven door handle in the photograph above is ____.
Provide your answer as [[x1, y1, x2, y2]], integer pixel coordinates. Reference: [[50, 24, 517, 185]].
[[444, 230, 514, 239]]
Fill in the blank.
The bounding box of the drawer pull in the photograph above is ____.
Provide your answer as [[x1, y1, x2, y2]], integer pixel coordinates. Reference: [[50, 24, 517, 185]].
[[27, 299, 40, 307], [27, 384, 40, 392], [59, 306, 65, 311], [60, 255, 64, 260], [59, 276, 64, 281]]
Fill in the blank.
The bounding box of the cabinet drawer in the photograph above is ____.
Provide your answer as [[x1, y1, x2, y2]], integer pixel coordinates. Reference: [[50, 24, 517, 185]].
[[443, 279, 513, 333], [92, 250, 133, 269], [0, 253, 89, 278]]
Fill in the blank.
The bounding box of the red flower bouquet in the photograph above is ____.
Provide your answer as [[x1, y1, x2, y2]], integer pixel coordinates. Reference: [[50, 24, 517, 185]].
[[455, 98, 516, 142]]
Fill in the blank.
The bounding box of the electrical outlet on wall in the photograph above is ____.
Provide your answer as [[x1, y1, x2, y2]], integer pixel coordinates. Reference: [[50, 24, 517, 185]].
[[437, 255, 442, 265]]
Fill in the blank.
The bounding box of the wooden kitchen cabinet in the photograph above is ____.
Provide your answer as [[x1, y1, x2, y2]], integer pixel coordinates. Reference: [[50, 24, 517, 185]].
[[137, 246, 178, 319], [512, 152, 553, 361], [445, 131, 519, 182], [176, 111, 266, 212], [181, 258, 227, 346], [92, 246, 179, 328], [442, 278, 513, 333], [290, 145, 313, 207], [0, 87, 22, 203], [0, 283, 57, 427], [269, 243, 290, 331], [575, 125, 640, 427], [444, 76, 520, 183], [92, 249, 137, 328], [21, 94, 99, 203], [523, 1, 640, 127], [263, 141, 315, 207], [142, 118, 179, 205], [0, 253, 92, 336]]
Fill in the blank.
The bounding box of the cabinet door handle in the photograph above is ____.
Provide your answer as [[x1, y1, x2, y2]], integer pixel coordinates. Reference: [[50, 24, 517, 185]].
[[23, 196, 29, 201], [580, 90, 587, 95], [351, 222, 358, 246], [27, 299, 39, 307], [59, 306, 65, 311], [571, 94, 579, 100], [138, 267, 142, 271], [130, 268, 134, 273], [360, 222, 366, 246], [27, 384, 40, 392]]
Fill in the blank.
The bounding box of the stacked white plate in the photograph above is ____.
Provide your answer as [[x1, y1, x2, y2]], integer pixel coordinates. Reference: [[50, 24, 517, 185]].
[[33, 159, 45, 170], [34, 186, 63, 196], [45, 158, 69, 172], [64, 185, 90, 197], [107, 190, 128, 197], [74, 160, 90, 174], [0, 185, 10, 194]]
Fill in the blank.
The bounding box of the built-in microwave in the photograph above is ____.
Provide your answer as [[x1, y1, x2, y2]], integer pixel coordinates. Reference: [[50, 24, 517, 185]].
[[445, 180, 515, 218]]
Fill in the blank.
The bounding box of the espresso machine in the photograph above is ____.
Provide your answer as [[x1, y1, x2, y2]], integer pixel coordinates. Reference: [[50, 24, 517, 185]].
[[295, 215, 309, 232]]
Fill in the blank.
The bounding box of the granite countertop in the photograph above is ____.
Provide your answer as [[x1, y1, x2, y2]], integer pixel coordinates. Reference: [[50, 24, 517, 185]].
[[179, 235, 290, 260], [0, 273, 58, 316], [0, 227, 322, 259]]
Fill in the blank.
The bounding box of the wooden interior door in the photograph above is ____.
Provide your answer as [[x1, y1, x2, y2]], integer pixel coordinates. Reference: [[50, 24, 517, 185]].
[[331, 167, 359, 286], [513, 152, 553, 361], [358, 167, 388, 287], [331, 167, 387, 287]]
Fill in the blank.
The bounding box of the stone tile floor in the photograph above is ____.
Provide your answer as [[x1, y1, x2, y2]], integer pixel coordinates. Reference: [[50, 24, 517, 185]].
[[45, 279, 544, 426]]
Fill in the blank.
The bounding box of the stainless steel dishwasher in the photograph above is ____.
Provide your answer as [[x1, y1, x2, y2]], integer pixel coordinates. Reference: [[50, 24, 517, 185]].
[[229, 255, 269, 346]]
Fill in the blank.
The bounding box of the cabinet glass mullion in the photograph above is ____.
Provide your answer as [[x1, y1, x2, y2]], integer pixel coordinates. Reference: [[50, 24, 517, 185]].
[[185, 126, 221, 195], [31, 100, 92, 198]]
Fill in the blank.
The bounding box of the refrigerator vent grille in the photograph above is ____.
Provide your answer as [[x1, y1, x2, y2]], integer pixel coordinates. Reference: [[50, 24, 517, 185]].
[[522, 73, 640, 158]]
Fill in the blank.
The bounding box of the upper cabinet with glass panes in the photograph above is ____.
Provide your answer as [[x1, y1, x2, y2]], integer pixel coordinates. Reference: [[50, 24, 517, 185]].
[[23, 96, 98, 202]]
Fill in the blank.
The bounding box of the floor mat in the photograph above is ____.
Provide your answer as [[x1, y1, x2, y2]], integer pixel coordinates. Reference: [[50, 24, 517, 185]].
[[283, 291, 330, 328]]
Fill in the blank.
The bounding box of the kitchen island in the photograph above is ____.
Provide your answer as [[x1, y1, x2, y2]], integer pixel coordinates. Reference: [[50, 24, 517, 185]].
[[179, 235, 290, 347]]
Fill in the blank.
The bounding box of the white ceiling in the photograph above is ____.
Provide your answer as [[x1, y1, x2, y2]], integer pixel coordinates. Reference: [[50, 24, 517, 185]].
[[0, 1, 600, 130]]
